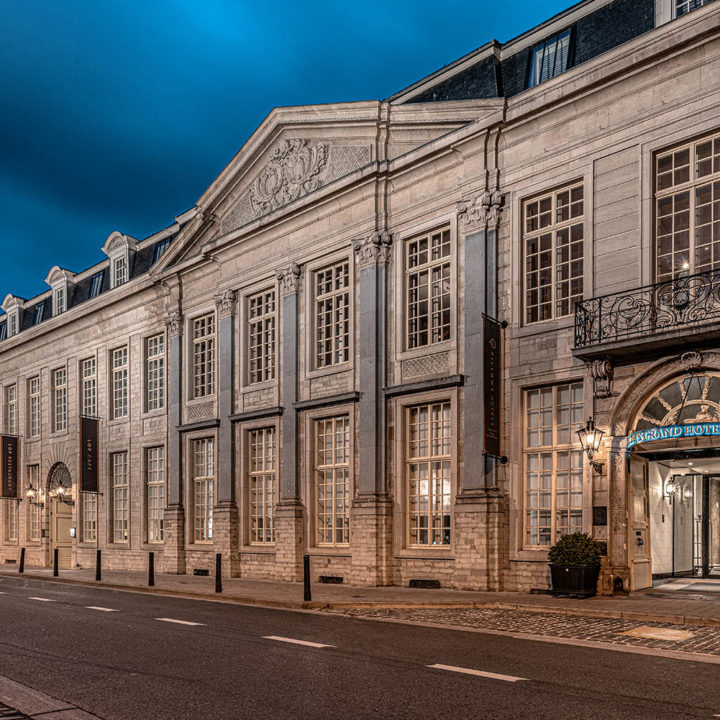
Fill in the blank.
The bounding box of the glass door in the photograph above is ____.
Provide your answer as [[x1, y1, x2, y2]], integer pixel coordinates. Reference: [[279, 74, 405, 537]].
[[706, 475, 720, 577], [672, 474, 695, 576]]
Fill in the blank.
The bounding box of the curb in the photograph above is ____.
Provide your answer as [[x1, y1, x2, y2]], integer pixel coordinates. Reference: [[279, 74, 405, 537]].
[[3, 570, 719, 629], [0, 674, 104, 719]]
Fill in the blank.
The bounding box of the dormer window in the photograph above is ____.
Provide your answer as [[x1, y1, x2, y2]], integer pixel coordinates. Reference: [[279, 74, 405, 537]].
[[153, 238, 171, 263], [54, 287, 66, 315], [528, 29, 572, 88], [7, 311, 18, 338], [102, 232, 138, 290], [0, 324, 6, 341], [676, 0, 714, 17], [113, 255, 128, 287], [33, 302, 45, 325], [90, 271, 104, 298]]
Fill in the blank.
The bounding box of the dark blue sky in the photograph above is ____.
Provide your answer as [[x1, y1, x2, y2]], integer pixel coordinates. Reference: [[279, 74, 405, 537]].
[[0, 0, 570, 302]]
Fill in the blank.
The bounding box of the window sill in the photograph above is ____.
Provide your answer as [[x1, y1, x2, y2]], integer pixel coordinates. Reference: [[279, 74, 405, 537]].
[[305, 362, 352, 381], [106, 417, 129, 427], [241, 378, 278, 393], [243, 544, 276, 553], [142, 408, 167, 420], [515, 315, 574, 339], [396, 339, 454, 362]]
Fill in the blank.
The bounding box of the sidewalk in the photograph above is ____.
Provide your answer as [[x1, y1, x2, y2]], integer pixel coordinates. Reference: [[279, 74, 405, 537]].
[[1, 564, 719, 628]]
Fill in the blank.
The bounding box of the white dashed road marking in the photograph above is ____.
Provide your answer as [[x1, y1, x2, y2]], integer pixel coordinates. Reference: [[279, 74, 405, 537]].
[[28, 597, 55, 602], [428, 664, 526, 683], [86, 606, 119, 612], [156, 618, 205, 626], [263, 635, 334, 649]]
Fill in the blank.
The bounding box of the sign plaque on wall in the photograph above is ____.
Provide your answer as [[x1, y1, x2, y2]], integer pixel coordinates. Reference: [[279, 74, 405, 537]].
[[81, 416, 99, 493], [1, 435, 19, 499], [483, 315, 503, 458]]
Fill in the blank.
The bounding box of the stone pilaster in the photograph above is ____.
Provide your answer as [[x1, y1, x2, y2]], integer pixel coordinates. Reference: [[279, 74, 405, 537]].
[[274, 263, 304, 581], [349, 497, 393, 586], [164, 309, 185, 573]]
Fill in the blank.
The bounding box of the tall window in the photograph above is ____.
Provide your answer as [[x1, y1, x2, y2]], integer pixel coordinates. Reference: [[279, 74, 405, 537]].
[[249, 427, 276, 544], [146, 446, 165, 543], [53, 368, 67, 432], [406, 229, 451, 349], [27, 465, 41, 541], [53, 286, 66, 315], [89, 271, 104, 299], [33, 302, 44, 325], [5, 384, 17, 435], [193, 438, 214, 542], [315, 416, 350, 546], [406, 402, 452, 547], [524, 383, 584, 547], [4, 501, 18, 542], [675, 0, 715, 16], [111, 451, 129, 542], [28, 377, 40, 437], [524, 184, 584, 323], [81, 358, 97, 417], [146, 334, 165, 411], [83, 492, 97, 543], [113, 255, 128, 287], [655, 131, 720, 282], [248, 290, 276, 384], [193, 314, 215, 398], [111, 347, 128, 419], [528, 30, 572, 88], [7, 311, 17, 338], [315, 262, 350, 368]]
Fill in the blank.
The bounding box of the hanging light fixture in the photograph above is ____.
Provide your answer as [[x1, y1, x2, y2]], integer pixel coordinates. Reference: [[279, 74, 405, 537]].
[[577, 418, 605, 473]]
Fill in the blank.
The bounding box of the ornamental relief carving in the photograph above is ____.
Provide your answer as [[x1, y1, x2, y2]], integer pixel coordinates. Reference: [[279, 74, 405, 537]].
[[222, 140, 372, 233], [276, 263, 301, 295], [214, 288, 237, 317], [353, 232, 393, 267], [457, 189, 503, 229]]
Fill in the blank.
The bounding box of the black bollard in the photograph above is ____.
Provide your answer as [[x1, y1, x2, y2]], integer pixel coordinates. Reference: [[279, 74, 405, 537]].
[[53, 548, 59, 577], [95, 549, 102, 582], [303, 554, 311, 602], [215, 553, 222, 594], [148, 551, 155, 587], [18, 547, 25, 574]]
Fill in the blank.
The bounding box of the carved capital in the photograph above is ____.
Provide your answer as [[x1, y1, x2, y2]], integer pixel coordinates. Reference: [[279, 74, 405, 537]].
[[353, 231, 393, 267], [214, 288, 237, 318], [275, 263, 301, 295], [164, 311, 183, 338], [588, 359, 614, 399], [457, 189, 503, 229]]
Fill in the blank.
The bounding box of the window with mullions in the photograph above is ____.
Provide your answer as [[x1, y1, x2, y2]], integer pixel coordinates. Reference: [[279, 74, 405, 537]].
[[27, 465, 41, 541], [407, 401, 452, 547], [81, 358, 97, 417], [528, 30, 572, 88], [675, 0, 715, 16], [111, 347, 128, 419], [145, 334, 165, 411], [29, 377, 40, 437], [315, 415, 350, 546], [248, 289, 276, 384], [0, 323, 6, 341], [192, 314, 215, 398], [249, 427, 276, 544], [54, 287, 65, 315], [113, 255, 128, 287], [524, 184, 584, 324], [655, 131, 720, 282], [406, 229, 451, 349], [193, 438, 214, 542], [83, 491, 97, 543], [146, 446, 165, 543], [5, 385, 17, 435], [524, 383, 584, 547], [4, 501, 18, 542], [53, 368, 67, 432], [314, 262, 350, 368], [111, 451, 129, 543]]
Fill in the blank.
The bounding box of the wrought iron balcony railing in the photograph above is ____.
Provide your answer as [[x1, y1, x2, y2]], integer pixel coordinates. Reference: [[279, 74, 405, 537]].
[[574, 269, 720, 350]]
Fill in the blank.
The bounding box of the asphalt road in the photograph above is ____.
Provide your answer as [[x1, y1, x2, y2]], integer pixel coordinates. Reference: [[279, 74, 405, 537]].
[[0, 576, 718, 720]]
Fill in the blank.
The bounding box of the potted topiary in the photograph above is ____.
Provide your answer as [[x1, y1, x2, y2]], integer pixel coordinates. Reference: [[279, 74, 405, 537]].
[[548, 531, 602, 598]]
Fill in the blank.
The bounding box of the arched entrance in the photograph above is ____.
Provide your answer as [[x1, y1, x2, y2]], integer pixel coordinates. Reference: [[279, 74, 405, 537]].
[[627, 372, 720, 588], [47, 463, 74, 569]]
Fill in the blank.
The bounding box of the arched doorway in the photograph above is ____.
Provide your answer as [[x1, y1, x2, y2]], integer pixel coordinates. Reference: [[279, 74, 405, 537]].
[[47, 463, 74, 569], [627, 373, 720, 587]]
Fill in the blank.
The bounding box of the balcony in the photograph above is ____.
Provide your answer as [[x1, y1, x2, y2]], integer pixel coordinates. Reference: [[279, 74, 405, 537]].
[[574, 269, 720, 360]]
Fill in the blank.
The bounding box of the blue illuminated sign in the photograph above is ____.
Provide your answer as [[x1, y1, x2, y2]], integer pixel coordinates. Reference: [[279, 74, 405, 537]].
[[627, 423, 720, 449]]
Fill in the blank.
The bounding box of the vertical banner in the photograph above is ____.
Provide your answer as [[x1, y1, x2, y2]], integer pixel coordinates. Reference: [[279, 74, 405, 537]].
[[81, 416, 99, 492], [482, 315, 502, 458], [1, 435, 19, 498]]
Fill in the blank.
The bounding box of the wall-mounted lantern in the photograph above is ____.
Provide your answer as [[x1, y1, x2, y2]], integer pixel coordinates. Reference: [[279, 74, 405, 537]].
[[577, 417, 605, 474]]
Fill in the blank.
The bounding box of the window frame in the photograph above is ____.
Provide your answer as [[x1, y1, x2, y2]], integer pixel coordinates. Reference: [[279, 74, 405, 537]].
[[5, 384, 17, 435], [190, 436, 215, 544], [27, 465, 42, 543], [53, 285, 66, 316], [82, 491, 98, 544], [52, 367, 67, 433], [145, 445, 166, 544], [527, 28, 573, 89], [81, 357, 97, 418], [4, 500, 18, 543], [191, 313, 216, 399], [28, 376, 41, 437], [110, 346, 129, 420], [522, 382, 586, 549], [110, 450, 129, 544], [247, 425, 277, 545], [312, 259, 351, 370], [674, 0, 715, 17], [246, 288, 277, 386], [145, 333, 166, 412]]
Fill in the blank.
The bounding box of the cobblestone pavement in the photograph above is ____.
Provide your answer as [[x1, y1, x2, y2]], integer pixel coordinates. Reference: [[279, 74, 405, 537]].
[[326, 607, 720, 656]]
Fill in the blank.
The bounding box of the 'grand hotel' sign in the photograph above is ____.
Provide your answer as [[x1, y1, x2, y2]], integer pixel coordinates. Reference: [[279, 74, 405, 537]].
[[627, 423, 720, 449]]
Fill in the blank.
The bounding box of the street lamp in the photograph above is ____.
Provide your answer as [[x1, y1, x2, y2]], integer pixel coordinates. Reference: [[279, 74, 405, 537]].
[[577, 418, 605, 473], [52, 484, 75, 507], [26, 482, 44, 508]]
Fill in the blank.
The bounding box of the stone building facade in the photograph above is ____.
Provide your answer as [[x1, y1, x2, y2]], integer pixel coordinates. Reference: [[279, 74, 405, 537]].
[[0, 0, 718, 593]]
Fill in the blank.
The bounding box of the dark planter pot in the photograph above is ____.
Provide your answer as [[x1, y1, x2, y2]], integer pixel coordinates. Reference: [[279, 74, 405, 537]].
[[550, 564, 600, 598]]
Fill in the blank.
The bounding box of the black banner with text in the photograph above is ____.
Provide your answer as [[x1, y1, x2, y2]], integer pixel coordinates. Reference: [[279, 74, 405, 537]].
[[81, 416, 99, 492], [1, 435, 19, 499], [483, 315, 502, 458]]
